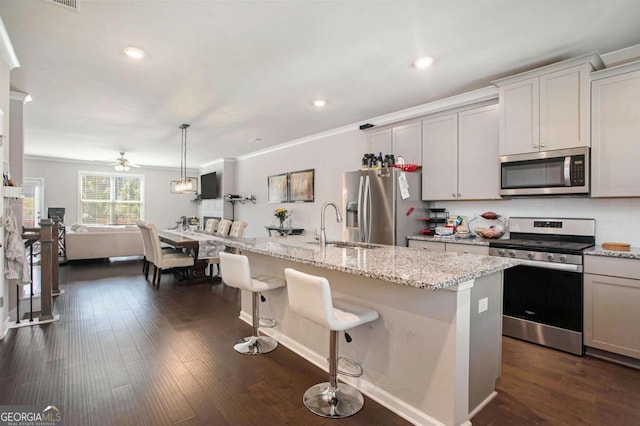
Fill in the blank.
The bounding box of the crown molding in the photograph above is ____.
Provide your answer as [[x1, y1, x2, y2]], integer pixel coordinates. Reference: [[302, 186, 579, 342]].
[[0, 18, 20, 70], [601, 43, 640, 67], [199, 157, 236, 170], [24, 154, 198, 173], [10, 90, 31, 104], [492, 52, 605, 87], [235, 122, 358, 161], [236, 86, 498, 162]]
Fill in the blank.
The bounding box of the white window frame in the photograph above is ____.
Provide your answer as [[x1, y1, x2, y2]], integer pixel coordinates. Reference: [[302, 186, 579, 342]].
[[23, 177, 46, 227], [78, 171, 145, 225]]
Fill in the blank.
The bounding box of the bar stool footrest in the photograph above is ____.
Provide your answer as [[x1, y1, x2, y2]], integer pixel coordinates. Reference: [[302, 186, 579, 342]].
[[325, 356, 364, 378], [258, 317, 277, 328], [303, 382, 364, 418]]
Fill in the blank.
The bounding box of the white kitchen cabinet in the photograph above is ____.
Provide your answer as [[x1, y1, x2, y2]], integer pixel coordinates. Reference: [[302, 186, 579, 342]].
[[367, 128, 392, 157], [408, 239, 489, 255], [497, 77, 539, 155], [392, 122, 422, 166], [407, 240, 446, 252], [591, 63, 640, 197], [493, 54, 603, 156], [422, 113, 458, 200], [445, 243, 489, 256], [457, 105, 500, 200], [422, 104, 499, 201], [584, 255, 640, 360], [367, 121, 422, 166]]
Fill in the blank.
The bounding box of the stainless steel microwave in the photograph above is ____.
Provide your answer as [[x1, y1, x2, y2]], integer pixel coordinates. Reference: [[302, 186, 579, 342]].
[[500, 147, 589, 196]]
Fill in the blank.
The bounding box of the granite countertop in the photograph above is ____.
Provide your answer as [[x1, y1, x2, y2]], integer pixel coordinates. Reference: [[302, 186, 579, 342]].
[[221, 235, 518, 291], [584, 245, 640, 260], [407, 234, 493, 246]]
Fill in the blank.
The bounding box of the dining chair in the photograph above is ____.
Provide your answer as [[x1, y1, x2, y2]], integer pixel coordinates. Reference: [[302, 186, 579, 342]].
[[136, 220, 150, 277], [229, 221, 247, 238], [203, 220, 247, 278], [204, 218, 220, 234], [216, 219, 233, 237], [145, 223, 194, 289]]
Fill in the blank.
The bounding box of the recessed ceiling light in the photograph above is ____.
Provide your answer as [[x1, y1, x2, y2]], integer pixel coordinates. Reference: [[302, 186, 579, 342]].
[[413, 56, 434, 69], [124, 47, 145, 59], [312, 99, 327, 107]]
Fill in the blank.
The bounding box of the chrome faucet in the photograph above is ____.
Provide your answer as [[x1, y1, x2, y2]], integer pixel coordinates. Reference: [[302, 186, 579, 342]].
[[320, 202, 343, 248]]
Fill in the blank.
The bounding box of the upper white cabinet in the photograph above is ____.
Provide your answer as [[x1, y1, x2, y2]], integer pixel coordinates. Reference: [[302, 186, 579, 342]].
[[458, 105, 500, 200], [392, 122, 422, 165], [496, 77, 539, 155], [493, 53, 604, 156], [422, 104, 499, 201], [367, 128, 392, 157], [422, 113, 458, 200], [367, 121, 422, 165], [591, 62, 640, 197]]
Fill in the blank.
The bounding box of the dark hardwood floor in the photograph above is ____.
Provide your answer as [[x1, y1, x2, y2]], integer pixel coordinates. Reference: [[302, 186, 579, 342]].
[[1, 260, 639, 425], [0, 260, 410, 426], [472, 337, 640, 426]]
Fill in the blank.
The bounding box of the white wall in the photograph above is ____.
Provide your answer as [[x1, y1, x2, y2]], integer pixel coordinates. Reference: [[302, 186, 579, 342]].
[[224, 124, 640, 246], [435, 198, 640, 246], [0, 52, 10, 335], [198, 158, 235, 221], [232, 129, 367, 239], [23, 157, 198, 229]]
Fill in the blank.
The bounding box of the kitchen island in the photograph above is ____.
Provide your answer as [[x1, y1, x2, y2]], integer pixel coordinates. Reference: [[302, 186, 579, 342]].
[[221, 235, 517, 425]]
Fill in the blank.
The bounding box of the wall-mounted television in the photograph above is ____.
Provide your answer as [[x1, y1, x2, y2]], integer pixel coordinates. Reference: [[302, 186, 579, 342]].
[[200, 172, 219, 199]]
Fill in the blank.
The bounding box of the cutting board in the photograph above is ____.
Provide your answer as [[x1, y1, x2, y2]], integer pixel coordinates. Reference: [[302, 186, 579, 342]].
[[602, 242, 631, 251]]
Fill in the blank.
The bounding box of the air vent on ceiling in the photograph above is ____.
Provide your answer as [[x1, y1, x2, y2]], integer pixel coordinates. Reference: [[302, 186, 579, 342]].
[[46, 0, 80, 12]]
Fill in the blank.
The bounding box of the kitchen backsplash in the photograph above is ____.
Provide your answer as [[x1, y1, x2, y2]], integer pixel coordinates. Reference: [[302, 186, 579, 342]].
[[434, 197, 640, 246]]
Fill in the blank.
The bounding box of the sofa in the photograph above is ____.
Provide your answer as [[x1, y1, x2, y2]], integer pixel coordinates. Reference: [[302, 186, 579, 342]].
[[65, 224, 144, 261]]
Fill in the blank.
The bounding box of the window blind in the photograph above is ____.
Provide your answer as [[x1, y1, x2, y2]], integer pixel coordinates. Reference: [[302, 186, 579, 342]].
[[80, 173, 144, 225]]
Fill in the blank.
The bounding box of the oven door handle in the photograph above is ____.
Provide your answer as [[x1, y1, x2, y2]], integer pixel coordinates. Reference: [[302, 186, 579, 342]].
[[519, 259, 582, 272]]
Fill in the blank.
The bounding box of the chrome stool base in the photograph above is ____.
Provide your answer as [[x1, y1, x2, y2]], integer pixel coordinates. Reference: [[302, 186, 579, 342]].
[[302, 382, 364, 418], [233, 335, 278, 355]]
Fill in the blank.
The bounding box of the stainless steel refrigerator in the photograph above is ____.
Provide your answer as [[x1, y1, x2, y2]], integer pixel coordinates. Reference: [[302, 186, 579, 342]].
[[343, 169, 424, 246]]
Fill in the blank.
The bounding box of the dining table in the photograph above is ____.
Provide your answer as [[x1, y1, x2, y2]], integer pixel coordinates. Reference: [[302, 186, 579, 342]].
[[158, 229, 225, 282]]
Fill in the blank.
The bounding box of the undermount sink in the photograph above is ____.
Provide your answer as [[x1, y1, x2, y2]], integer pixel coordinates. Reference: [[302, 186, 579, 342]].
[[307, 240, 382, 249]]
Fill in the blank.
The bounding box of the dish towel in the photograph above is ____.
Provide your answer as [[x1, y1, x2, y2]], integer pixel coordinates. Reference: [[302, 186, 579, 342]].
[[4, 208, 31, 283]]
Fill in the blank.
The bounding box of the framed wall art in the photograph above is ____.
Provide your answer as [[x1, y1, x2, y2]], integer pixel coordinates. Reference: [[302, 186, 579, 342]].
[[267, 173, 288, 204], [288, 169, 314, 202]]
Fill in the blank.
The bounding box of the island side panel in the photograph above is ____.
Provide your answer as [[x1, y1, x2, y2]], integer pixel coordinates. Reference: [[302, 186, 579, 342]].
[[241, 252, 482, 426], [468, 272, 504, 415]]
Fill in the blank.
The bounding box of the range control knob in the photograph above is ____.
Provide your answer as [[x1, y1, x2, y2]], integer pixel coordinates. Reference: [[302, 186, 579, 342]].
[[498, 249, 505, 256], [547, 253, 554, 261], [509, 250, 517, 257], [527, 252, 534, 259], [560, 255, 567, 262]]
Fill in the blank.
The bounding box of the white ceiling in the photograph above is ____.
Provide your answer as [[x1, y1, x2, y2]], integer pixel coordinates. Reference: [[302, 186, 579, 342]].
[[2, 0, 640, 169]]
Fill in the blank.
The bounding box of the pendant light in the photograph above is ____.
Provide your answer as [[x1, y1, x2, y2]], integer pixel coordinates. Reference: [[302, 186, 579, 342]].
[[170, 124, 198, 194]]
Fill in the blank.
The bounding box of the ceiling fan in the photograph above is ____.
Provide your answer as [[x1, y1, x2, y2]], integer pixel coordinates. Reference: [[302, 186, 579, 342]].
[[110, 152, 141, 171]]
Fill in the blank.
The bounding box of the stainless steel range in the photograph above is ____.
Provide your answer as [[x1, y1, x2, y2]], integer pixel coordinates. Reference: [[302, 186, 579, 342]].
[[489, 217, 595, 355]]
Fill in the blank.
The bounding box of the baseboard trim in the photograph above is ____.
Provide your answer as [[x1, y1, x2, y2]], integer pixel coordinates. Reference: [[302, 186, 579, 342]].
[[1, 316, 9, 340], [239, 312, 447, 426], [468, 391, 498, 419], [8, 314, 60, 329]]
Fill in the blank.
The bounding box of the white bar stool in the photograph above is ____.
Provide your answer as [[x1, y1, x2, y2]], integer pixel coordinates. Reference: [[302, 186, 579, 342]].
[[219, 252, 285, 355], [284, 268, 379, 418]]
